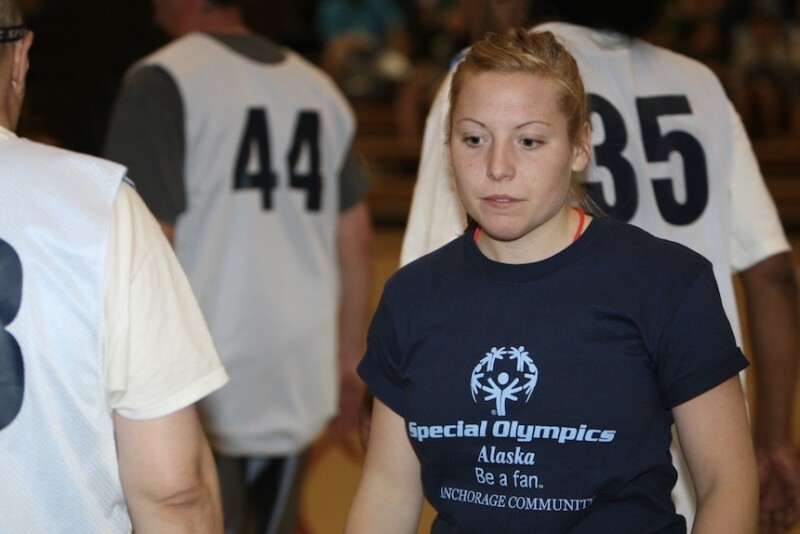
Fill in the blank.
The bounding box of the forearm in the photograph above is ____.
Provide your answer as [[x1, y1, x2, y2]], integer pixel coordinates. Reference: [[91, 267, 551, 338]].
[[345, 401, 423, 534], [337, 201, 373, 369], [345, 477, 422, 534], [331, 202, 373, 439], [692, 483, 758, 534], [740, 252, 799, 448]]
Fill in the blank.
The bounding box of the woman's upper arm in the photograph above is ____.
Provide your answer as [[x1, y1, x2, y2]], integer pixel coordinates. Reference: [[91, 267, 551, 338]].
[[672, 376, 758, 532]]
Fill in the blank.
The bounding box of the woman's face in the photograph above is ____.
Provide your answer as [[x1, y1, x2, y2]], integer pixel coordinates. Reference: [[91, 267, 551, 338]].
[[449, 70, 588, 250]]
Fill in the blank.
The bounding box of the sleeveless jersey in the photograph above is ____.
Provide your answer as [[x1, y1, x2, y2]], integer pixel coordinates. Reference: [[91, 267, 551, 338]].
[[140, 33, 355, 455], [0, 137, 131, 532]]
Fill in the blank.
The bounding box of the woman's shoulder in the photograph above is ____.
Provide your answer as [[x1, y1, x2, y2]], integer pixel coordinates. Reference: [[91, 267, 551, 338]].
[[589, 217, 711, 271], [385, 235, 467, 292]]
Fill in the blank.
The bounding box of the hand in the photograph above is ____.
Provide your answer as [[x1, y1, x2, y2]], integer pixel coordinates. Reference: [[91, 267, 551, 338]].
[[326, 358, 365, 443], [757, 444, 800, 533]]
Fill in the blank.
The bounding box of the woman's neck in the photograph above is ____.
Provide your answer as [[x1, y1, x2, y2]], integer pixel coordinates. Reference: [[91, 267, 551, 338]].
[[475, 206, 590, 264]]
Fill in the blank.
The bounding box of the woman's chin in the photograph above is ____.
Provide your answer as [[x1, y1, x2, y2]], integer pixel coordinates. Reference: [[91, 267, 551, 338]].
[[478, 224, 526, 243]]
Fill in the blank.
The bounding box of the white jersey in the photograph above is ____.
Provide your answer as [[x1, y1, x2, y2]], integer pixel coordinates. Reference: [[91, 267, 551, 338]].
[[141, 33, 355, 455], [0, 136, 131, 532], [401, 22, 790, 527]]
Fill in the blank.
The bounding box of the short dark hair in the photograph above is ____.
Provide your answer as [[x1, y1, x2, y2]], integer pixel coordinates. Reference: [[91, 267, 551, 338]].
[[528, 0, 668, 38], [0, 0, 23, 28]]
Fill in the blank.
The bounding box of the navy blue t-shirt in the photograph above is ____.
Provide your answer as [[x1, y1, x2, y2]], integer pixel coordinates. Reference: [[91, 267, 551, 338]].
[[359, 217, 748, 533]]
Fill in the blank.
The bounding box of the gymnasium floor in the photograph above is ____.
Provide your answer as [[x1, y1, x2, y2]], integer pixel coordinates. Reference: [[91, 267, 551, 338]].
[[297, 226, 800, 534]]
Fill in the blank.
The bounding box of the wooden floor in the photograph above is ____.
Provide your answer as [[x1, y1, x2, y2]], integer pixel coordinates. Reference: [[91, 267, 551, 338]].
[[296, 225, 800, 534]]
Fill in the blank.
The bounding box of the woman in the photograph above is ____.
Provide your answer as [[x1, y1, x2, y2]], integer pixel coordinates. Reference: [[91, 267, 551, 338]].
[[346, 29, 758, 533]]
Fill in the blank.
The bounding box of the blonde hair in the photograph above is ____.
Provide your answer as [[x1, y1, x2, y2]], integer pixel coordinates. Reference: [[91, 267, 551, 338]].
[[448, 28, 593, 211]]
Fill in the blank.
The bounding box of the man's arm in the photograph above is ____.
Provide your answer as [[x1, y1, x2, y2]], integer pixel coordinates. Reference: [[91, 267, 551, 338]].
[[329, 200, 373, 441], [114, 405, 223, 533], [739, 252, 800, 532]]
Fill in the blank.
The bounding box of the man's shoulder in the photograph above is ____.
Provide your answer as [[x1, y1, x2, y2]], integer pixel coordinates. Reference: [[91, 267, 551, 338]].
[[6, 138, 126, 176], [536, 22, 720, 81]]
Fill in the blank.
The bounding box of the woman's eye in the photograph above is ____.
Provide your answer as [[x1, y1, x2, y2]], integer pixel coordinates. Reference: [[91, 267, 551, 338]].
[[464, 135, 482, 146], [520, 137, 539, 148]]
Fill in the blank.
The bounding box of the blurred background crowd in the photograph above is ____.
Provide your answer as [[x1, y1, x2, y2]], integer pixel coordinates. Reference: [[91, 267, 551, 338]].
[[15, 0, 800, 158]]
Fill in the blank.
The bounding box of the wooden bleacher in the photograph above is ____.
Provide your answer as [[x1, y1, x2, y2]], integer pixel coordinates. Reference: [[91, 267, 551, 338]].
[[753, 138, 800, 229], [352, 100, 421, 225]]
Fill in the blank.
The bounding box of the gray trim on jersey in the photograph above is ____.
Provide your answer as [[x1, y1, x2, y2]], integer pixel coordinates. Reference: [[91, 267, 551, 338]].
[[104, 31, 369, 224]]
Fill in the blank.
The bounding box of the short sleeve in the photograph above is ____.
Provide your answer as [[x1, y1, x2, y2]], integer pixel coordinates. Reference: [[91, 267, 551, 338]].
[[728, 102, 790, 272], [655, 262, 749, 408], [103, 66, 186, 224], [357, 280, 407, 416], [339, 150, 370, 212], [104, 183, 228, 419]]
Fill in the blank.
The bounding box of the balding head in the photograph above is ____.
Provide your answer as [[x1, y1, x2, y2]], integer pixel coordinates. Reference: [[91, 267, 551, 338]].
[[152, 0, 246, 38]]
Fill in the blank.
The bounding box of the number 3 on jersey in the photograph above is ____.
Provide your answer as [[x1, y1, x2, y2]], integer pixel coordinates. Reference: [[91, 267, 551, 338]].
[[0, 238, 24, 430], [233, 108, 322, 211], [586, 94, 709, 226]]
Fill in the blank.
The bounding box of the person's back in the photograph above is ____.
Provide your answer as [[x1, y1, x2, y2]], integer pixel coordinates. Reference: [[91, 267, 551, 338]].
[[104, 2, 373, 532], [540, 24, 792, 524], [136, 31, 354, 454], [545, 21, 785, 346], [0, 4, 228, 528], [1, 135, 133, 532]]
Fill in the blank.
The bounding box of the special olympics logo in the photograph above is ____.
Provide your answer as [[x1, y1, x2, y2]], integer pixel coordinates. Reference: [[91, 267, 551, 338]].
[[470, 346, 538, 416]]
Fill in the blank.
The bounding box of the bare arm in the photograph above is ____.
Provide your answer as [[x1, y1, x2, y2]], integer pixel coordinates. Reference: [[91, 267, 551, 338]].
[[159, 221, 175, 245], [742, 252, 799, 451], [114, 405, 223, 534], [329, 201, 373, 441], [345, 399, 423, 533], [673, 376, 759, 533], [738, 252, 800, 532]]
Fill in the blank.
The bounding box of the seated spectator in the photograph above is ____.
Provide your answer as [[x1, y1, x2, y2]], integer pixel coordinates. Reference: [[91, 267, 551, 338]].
[[317, 0, 412, 99]]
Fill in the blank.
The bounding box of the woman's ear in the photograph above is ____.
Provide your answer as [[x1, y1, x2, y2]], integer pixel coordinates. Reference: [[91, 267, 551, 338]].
[[571, 121, 591, 173]]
